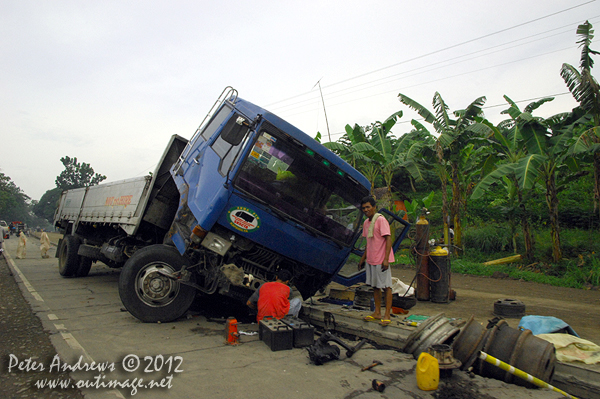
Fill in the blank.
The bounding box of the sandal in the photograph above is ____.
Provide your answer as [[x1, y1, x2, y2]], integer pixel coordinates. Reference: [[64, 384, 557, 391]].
[[380, 319, 392, 327], [364, 315, 381, 322]]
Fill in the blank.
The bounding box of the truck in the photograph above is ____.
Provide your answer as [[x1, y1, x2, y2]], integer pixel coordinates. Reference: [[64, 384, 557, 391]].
[[53, 87, 410, 323], [10, 221, 25, 236]]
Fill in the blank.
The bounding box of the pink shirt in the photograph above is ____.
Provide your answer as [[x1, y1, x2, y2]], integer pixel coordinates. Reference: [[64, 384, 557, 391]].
[[362, 215, 395, 265]]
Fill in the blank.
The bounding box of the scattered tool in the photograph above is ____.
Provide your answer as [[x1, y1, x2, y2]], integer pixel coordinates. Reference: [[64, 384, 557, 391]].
[[225, 317, 240, 345], [372, 379, 386, 392], [361, 360, 383, 372], [307, 332, 367, 365]]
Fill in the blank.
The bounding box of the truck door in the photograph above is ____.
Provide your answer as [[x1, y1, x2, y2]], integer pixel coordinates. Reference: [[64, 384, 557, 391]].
[[332, 208, 410, 286]]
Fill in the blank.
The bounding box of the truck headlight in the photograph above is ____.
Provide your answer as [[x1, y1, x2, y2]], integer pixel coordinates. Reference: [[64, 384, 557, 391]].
[[201, 232, 232, 256]]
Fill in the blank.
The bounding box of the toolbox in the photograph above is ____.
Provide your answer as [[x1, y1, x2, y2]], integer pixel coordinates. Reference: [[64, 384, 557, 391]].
[[259, 317, 293, 351], [281, 315, 315, 347]]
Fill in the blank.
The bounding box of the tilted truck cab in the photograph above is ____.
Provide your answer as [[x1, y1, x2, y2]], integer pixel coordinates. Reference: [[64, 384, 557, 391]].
[[54, 87, 410, 323]]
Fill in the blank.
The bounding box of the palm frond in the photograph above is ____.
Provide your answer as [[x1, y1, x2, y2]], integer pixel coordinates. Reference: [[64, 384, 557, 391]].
[[503, 95, 519, 110], [497, 119, 515, 131], [463, 96, 487, 122], [516, 154, 545, 189], [382, 111, 403, 134], [471, 163, 516, 199], [576, 21, 599, 71], [524, 97, 554, 114], [561, 63, 584, 102], [433, 92, 451, 132], [521, 122, 549, 155], [410, 119, 432, 135], [398, 94, 437, 125], [544, 112, 571, 129]]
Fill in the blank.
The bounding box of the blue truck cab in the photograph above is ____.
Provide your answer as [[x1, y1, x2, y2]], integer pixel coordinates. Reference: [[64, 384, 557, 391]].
[[117, 87, 409, 322]]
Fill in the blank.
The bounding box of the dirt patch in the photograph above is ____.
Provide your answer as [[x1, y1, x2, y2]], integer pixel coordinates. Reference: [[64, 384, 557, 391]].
[[434, 379, 495, 399], [391, 264, 600, 344], [0, 256, 84, 399]]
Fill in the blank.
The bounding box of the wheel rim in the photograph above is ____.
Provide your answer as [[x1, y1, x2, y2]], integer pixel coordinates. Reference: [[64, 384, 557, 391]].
[[134, 262, 180, 307]]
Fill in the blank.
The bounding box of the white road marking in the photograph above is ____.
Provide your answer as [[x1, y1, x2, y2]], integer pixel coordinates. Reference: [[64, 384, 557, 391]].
[[3, 252, 125, 399], [5, 254, 44, 302]]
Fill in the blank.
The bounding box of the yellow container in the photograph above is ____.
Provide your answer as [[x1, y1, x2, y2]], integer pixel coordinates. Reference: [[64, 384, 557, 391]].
[[416, 352, 439, 391]]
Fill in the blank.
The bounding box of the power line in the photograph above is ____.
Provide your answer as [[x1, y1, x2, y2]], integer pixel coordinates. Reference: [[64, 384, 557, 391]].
[[270, 15, 600, 118], [271, 30, 582, 116], [279, 43, 581, 121], [265, 1, 596, 109]]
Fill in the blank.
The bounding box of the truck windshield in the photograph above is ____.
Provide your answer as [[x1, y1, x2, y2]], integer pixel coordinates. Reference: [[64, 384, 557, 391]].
[[234, 127, 367, 246]]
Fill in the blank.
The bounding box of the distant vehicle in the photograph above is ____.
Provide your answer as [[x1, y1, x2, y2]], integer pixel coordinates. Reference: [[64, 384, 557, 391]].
[[10, 221, 24, 236], [0, 220, 8, 239]]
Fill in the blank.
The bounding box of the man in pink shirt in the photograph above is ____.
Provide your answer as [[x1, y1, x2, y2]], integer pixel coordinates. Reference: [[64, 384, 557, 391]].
[[358, 196, 394, 326]]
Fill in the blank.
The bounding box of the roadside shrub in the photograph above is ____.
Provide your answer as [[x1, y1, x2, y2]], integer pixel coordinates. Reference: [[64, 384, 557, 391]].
[[463, 224, 517, 254]]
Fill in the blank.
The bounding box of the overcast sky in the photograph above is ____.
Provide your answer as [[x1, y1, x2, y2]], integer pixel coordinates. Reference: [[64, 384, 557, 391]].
[[1, 1, 598, 201]]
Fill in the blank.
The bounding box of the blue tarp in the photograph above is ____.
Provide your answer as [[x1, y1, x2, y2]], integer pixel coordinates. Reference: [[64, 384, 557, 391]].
[[518, 315, 579, 337]]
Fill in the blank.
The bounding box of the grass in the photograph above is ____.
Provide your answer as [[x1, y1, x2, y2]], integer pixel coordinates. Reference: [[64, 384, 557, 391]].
[[451, 259, 585, 289], [449, 226, 600, 290]]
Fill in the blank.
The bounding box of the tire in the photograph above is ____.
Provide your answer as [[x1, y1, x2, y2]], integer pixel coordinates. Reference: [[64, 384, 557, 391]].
[[493, 298, 526, 318], [75, 256, 93, 277], [58, 236, 80, 277], [118, 245, 196, 323]]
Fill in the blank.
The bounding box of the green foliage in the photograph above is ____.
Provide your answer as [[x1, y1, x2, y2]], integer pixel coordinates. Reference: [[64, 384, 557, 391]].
[[462, 224, 517, 254], [55, 156, 107, 190], [0, 172, 30, 222], [32, 188, 62, 223], [402, 191, 435, 223]]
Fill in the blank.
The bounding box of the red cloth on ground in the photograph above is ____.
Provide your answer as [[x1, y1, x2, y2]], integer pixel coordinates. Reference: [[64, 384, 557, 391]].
[[257, 282, 291, 321]]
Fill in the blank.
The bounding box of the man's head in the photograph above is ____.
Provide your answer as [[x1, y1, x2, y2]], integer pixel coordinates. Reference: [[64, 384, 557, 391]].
[[276, 269, 292, 284], [361, 196, 377, 220]]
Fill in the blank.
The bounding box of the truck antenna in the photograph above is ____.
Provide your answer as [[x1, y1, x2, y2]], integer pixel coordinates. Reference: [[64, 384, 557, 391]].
[[313, 78, 331, 142]]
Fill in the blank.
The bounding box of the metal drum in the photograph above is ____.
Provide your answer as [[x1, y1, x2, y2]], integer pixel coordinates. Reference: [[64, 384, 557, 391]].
[[403, 313, 460, 359], [507, 328, 556, 387], [479, 320, 520, 380], [429, 246, 450, 303], [478, 320, 556, 387], [451, 315, 487, 371]]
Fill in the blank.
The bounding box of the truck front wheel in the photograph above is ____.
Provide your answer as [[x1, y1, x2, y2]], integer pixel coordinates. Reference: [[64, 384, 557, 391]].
[[118, 245, 196, 323]]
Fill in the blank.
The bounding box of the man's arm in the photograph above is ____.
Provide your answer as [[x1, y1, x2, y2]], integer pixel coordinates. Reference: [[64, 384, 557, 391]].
[[381, 235, 392, 271], [358, 248, 367, 270], [247, 287, 260, 309]]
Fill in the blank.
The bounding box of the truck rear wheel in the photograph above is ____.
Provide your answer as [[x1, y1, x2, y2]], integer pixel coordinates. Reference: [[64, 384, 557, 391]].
[[76, 257, 93, 277], [58, 236, 80, 277], [118, 245, 196, 323]]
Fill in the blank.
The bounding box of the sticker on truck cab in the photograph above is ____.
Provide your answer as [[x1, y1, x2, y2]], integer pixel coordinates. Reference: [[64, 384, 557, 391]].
[[228, 207, 260, 232]]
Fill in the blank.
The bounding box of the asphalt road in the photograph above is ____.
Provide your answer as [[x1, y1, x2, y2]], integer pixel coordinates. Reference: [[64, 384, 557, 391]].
[[0, 235, 572, 399]]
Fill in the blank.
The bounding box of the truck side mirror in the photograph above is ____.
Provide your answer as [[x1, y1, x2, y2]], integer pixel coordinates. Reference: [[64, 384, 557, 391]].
[[221, 115, 249, 146]]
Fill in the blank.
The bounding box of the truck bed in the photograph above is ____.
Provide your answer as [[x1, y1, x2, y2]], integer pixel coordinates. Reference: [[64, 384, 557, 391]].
[[55, 176, 152, 236]]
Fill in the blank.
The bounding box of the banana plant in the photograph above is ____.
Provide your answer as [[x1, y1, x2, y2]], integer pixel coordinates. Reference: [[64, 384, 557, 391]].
[[509, 100, 574, 262], [398, 92, 489, 255], [324, 111, 428, 208], [323, 124, 379, 189], [471, 97, 540, 261], [403, 191, 435, 224], [561, 20, 600, 217]]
